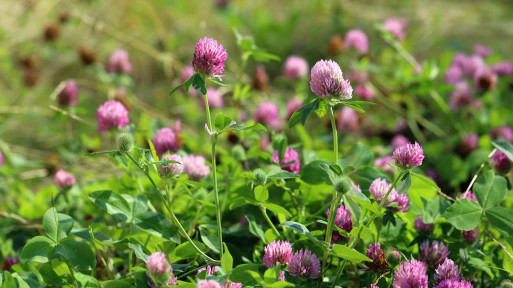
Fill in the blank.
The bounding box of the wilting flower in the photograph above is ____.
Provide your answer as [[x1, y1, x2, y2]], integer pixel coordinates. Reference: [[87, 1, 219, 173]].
[[392, 260, 428, 288], [192, 37, 228, 79], [491, 150, 512, 175], [254, 101, 281, 131], [310, 60, 352, 100], [286, 98, 303, 120], [344, 29, 369, 55], [449, 82, 473, 111], [196, 266, 218, 277], [473, 66, 498, 91], [96, 100, 130, 133], [373, 156, 395, 174], [393, 142, 424, 169], [327, 204, 352, 242], [2, 257, 21, 271], [288, 249, 321, 279], [365, 242, 388, 273], [272, 146, 301, 174], [160, 154, 184, 179], [369, 178, 397, 206], [58, 80, 78, 107], [184, 155, 210, 181], [435, 258, 461, 285], [283, 56, 309, 79], [327, 34, 344, 56], [491, 126, 513, 142], [390, 134, 409, 150], [197, 280, 221, 288], [337, 106, 360, 132], [414, 216, 434, 234], [263, 240, 293, 268], [383, 18, 409, 41], [435, 279, 473, 288], [106, 49, 133, 74], [493, 61, 513, 76], [462, 228, 479, 245], [201, 88, 224, 108], [253, 64, 270, 91], [153, 128, 180, 157], [419, 240, 450, 268], [55, 169, 76, 189], [459, 191, 478, 203]]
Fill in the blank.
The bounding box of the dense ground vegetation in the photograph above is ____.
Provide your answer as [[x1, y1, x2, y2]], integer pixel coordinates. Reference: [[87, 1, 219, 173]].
[[1, 1, 513, 287]]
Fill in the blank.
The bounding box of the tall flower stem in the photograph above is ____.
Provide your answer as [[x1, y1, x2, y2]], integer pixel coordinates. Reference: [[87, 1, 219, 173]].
[[321, 105, 340, 278], [204, 91, 224, 261], [125, 153, 220, 265], [259, 205, 280, 236], [330, 171, 406, 287]]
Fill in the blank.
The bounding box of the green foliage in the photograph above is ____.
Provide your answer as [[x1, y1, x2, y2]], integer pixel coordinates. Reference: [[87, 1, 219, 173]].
[[445, 199, 483, 230]]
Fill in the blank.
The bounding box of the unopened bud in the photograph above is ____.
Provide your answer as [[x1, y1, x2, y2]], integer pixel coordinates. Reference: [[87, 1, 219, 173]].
[[231, 145, 246, 161], [386, 247, 401, 267], [500, 280, 513, 288], [253, 169, 267, 186], [116, 132, 135, 153], [333, 178, 350, 194]]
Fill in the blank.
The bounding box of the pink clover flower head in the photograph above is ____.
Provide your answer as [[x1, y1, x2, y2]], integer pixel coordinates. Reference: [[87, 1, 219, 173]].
[[160, 154, 184, 178], [283, 56, 309, 79], [184, 155, 210, 181], [449, 82, 473, 111], [344, 29, 369, 55], [473, 66, 498, 91], [492, 61, 513, 76], [434, 258, 461, 285], [263, 240, 293, 268], [445, 65, 463, 84], [459, 191, 478, 203], [473, 44, 491, 58], [326, 204, 352, 242], [365, 242, 388, 273], [58, 80, 78, 107], [337, 106, 360, 132], [390, 134, 409, 150], [394, 193, 410, 213], [419, 240, 450, 268], [96, 100, 129, 133], [0, 151, 3, 166], [393, 141, 424, 169], [288, 249, 321, 279], [192, 37, 228, 78], [459, 133, 479, 156], [254, 101, 281, 131], [197, 280, 221, 288], [147, 252, 169, 283], [369, 178, 397, 205], [2, 257, 21, 271], [196, 266, 218, 277], [106, 49, 133, 74], [414, 215, 433, 234], [491, 126, 513, 142], [462, 228, 479, 245], [147, 267, 177, 287], [55, 169, 76, 189], [354, 84, 374, 100], [286, 98, 303, 120], [277, 270, 286, 281], [272, 146, 301, 174], [373, 156, 395, 174], [435, 279, 473, 288], [310, 59, 352, 99], [202, 88, 224, 108], [153, 128, 179, 157], [221, 282, 242, 288], [491, 150, 512, 175], [392, 259, 428, 288], [383, 18, 409, 41]]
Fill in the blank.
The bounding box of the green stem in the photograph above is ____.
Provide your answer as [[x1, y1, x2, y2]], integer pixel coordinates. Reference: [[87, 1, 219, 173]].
[[259, 205, 280, 237], [125, 153, 220, 265], [330, 171, 406, 287], [203, 91, 224, 261], [329, 105, 338, 163], [128, 219, 134, 272]]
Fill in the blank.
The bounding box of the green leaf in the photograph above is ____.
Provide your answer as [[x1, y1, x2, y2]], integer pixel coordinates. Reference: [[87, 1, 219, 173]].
[[331, 244, 372, 263], [278, 137, 287, 164], [397, 172, 411, 194], [473, 170, 507, 209], [342, 101, 376, 106], [147, 139, 159, 162], [199, 227, 219, 254], [254, 186, 269, 202], [422, 197, 451, 223], [192, 74, 207, 95], [485, 207, 513, 236], [88, 190, 132, 223], [43, 208, 74, 243], [229, 264, 264, 284], [260, 203, 292, 218], [343, 102, 365, 113], [252, 51, 281, 62], [55, 239, 96, 271], [288, 106, 304, 128], [264, 268, 277, 284], [169, 74, 195, 96], [39, 263, 67, 286], [135, 211, 181, 244], [492, 140, 513, 162], [101, 280, 132, 288], [114, 151, 128, 167], [267, 170, 300, 179], [301, 98, 320, 125], [346, 190, 379, 215], [225, 123, 266, 132], [246, 214, 266, 242], [86, 150, 117, 156], [208, 78, 229, 87], [214, 113, 234, 131], [128, 243, 148, 263], [20, 236, 54, 264], [221, 243, 233, 274], [444, 199, 483, 230], [279, 221, 319, 242]]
